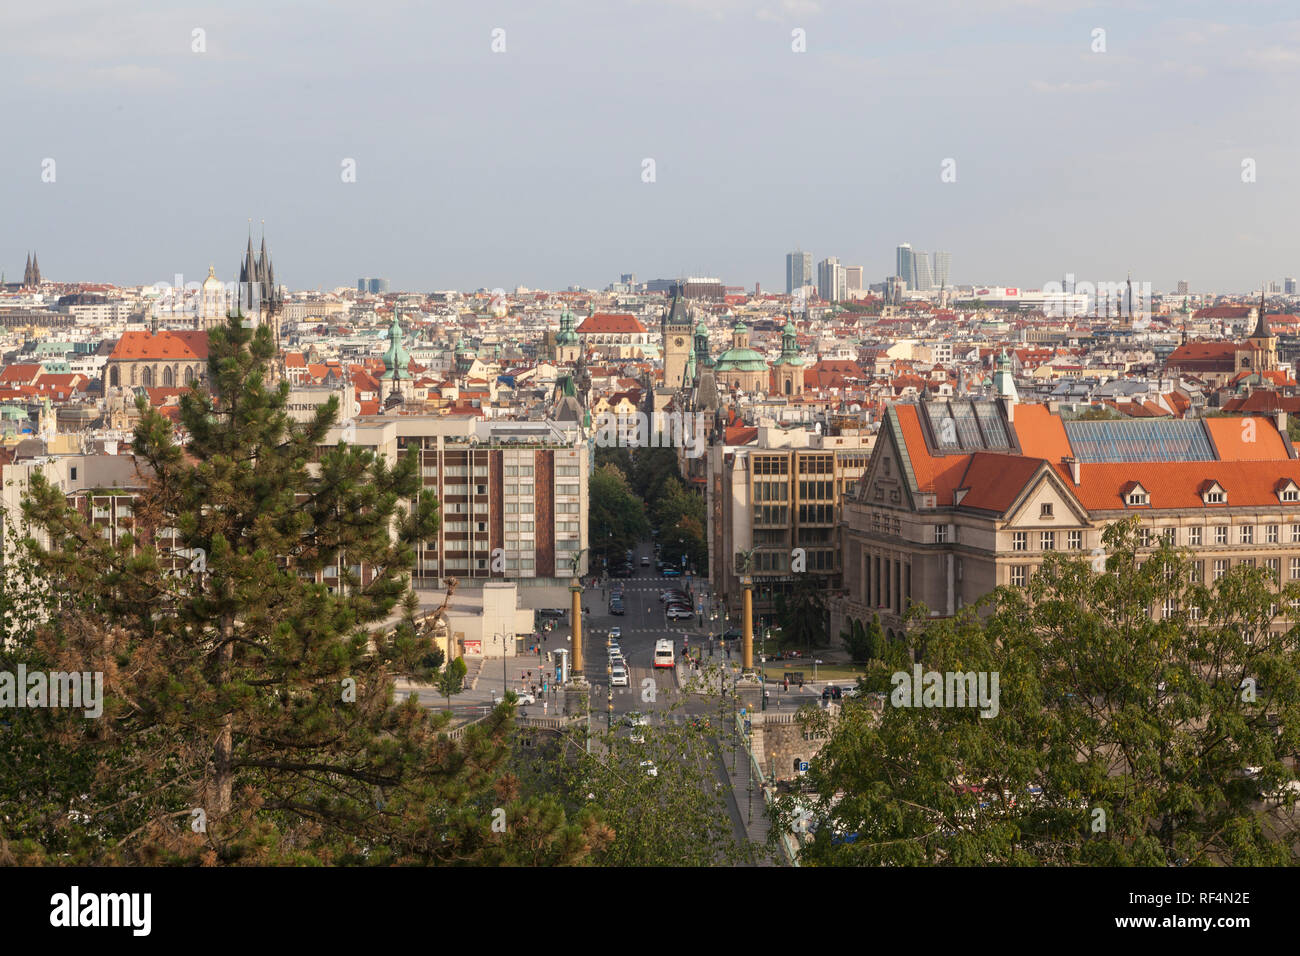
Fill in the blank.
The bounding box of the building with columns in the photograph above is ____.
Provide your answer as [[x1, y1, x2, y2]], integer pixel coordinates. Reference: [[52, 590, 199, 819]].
[[833, 393, 1300, 652]]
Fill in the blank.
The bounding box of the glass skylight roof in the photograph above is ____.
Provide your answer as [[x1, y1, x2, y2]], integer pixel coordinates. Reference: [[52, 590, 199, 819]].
[[920, 400, 1015, 452], [1063, 418, 1216, 463]]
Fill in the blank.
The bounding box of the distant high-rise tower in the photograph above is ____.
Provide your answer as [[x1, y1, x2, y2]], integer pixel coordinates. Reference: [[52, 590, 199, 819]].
[[817, 257, 845, 303], [1286, 277, 1297, 295], [913, 252, 934, 292], [786, 250, 812, 294], [933, 251, 951, 290], [844, 266, 864, 291], [1176, 280, 1189, 296], [369, 278, 389, 294], [895, 244, 913, 290]]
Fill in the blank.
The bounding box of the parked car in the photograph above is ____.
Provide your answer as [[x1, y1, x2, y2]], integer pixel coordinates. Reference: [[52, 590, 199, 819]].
[[640, 761, 658, 777], [666, 606, 693, 621], [640, 556, 650, 566], [625, 712, 651, 727], [662, 567, 682, 577], [821, 685, 843, 701], [537, 608, 566, 619]]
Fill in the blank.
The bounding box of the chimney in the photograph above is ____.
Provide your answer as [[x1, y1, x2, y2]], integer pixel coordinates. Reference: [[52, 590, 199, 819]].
[[1278, 410, 1288, 437], [1062, 456, 1080, 486]]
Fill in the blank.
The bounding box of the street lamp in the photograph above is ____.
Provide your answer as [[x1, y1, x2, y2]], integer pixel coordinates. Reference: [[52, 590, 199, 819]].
[[493, 632, 512, 701]]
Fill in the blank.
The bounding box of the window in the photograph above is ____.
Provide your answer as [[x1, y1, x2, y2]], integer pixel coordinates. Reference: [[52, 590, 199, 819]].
[[1188, 604, 1201, 621], [1267, 558, 1280, 583], [1189, 526, 1202, 546], [1013, 531, 1028, 551], [1162, 528, 1176, 546], [1214, 559, 1229, 581], [1041, 531, 1055, 551], [934, 525, 949, 544], [556, 465, 579, 477], [1291, 557, 1300, 581], [1205, 490, 1225, 504], [1283, 487, 1300, 502], [1040, 503, 1053, 518], [1138, 527, 1152, 548], [1240, 525, 1254, 545], [70, 467, 77, 481], [1268, 524, 1280, 544], [1162, 598, 1176, 620], [1009, 566, 1027, 587], [556, 483, 579, 497], [1215, 526, 1228, 545], [1068, 530, 1083, 550], [1292, 524, 1300, 544]]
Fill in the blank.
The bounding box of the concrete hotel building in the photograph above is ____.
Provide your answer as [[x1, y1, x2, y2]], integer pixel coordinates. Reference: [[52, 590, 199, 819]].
[[320, 415, 588, 607], [832, 393, 1300, 647]]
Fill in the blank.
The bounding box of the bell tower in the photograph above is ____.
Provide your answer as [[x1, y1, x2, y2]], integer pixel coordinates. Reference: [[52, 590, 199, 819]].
[[662, 282, 692, 390]]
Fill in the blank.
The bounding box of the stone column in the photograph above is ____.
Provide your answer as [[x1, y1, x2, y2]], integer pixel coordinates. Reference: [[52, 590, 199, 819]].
[[570, 577, 583, 677], [742, 574, 754, 672]]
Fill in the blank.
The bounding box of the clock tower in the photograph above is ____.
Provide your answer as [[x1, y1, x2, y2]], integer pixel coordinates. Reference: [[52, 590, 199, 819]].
[[662, 282, 692, 390]]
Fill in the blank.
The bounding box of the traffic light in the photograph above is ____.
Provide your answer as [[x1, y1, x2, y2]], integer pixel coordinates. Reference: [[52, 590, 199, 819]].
[[546, 652, 553, 664]]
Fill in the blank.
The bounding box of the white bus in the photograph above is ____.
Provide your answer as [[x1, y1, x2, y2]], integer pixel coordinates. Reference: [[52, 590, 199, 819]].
[[653, 639, 675, 669]]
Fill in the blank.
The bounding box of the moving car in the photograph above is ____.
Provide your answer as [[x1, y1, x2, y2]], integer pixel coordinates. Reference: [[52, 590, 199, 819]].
[[640, 556, 650, 566], [666, 606, 693, 621], [608, 627, 621, 641], [493, 690, 536, 705], [609, 601, 625, 616]]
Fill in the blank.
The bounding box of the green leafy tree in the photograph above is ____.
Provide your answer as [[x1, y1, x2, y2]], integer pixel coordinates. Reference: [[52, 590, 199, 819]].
[[435, 656, 468, 713], [781, 575, 829, 649], [10, 313, 591, 865], [779, 517, 1300, 866], [589, 463, 650, 568]]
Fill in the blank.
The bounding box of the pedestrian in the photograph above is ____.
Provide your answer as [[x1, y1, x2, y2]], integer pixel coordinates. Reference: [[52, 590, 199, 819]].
[[543, 700, 548, 715]]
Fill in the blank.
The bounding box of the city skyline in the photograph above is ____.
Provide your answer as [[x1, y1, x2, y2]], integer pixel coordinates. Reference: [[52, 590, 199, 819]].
[[5, 1, 1300, 293]]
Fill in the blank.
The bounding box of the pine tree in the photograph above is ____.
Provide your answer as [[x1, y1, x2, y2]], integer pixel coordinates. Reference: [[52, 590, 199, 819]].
[[15, 313, 592, 865]]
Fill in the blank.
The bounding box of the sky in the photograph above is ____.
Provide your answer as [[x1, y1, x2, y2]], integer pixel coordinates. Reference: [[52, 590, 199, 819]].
[[3, 0, 1299, 295]]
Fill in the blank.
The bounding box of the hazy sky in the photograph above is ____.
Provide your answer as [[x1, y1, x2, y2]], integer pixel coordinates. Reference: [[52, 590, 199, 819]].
[[3, 0, 1299, 295]]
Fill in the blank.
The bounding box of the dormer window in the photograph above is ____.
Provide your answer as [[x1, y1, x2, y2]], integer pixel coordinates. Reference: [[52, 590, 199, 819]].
[[1199, 480, 1227, 505], [1278, 479, 1300, 503], [1122, 482, 1150, 507]]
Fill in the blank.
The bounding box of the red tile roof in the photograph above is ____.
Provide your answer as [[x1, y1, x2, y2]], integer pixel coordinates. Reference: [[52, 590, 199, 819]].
[[575, 313, 648, 335], [110, 330, 209, 362]]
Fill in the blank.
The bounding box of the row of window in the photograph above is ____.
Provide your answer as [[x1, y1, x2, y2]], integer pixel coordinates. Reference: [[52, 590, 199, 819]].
[[1012, 530, 1085, 551], [1012, 523, 1300, 551]]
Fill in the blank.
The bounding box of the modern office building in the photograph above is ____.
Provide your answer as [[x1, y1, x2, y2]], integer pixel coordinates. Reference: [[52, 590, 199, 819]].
[[706, 426, 872, 622], [933, 251, 951, 290], [912, 252, 934, 293], [896, 244, 915, 291], [786, 251, 813, 294], [817, 257, 846, 303], [844, 266, 864, 292]]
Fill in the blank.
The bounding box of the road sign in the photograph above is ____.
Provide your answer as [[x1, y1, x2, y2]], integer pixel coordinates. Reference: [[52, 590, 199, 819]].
[[799, 762, 809, 773]]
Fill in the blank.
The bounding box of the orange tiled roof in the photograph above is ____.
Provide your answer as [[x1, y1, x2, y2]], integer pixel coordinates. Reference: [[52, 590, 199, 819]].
[[110, 330, 209, 361], [575, 313, 648, 335]]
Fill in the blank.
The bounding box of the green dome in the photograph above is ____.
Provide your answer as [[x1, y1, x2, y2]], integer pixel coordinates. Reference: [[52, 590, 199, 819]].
[[714, 347, 768, 372], [382, 318, 411, 379]]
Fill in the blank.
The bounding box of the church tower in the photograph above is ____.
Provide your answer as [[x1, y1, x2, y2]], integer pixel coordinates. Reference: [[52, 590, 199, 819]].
[[554, 307, 580, 364], [661, 283, 692, 391], [1248, 287, 1278, 373], [771, 316, 806, 397]]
